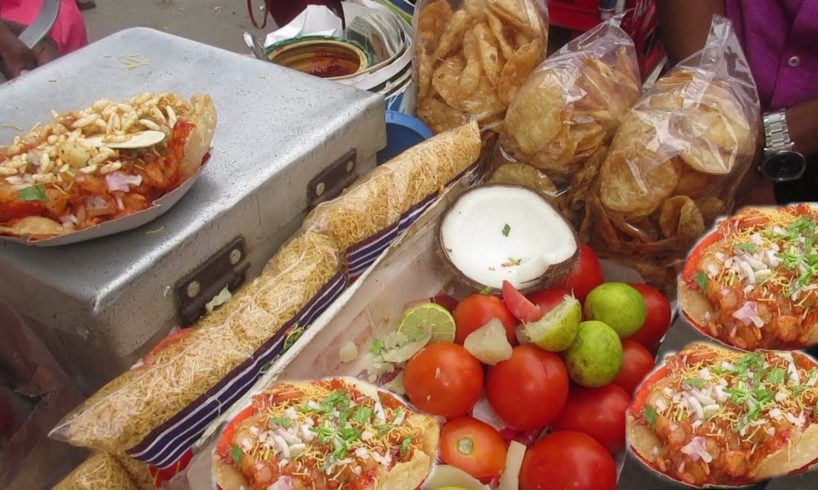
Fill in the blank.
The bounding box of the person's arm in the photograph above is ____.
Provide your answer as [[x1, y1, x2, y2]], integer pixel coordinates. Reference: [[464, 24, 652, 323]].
[[786, 98, 818, 158], [656, 0, 726, 65]]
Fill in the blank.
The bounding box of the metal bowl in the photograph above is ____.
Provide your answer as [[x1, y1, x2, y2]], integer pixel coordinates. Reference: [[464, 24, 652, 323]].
[[265, 36, 371, 80]]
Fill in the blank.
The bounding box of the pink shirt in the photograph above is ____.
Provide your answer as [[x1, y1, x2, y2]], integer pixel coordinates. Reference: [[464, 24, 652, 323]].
[[726, 0, 818, 111], [0, 0, 88, 54]]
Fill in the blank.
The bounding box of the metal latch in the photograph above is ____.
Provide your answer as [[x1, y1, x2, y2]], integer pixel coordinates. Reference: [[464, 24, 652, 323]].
[[175, 237, 250, 326], [308, 150, 358, 208]]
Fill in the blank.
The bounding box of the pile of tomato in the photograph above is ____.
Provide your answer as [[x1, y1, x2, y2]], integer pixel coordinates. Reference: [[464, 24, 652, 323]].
[[401, 246, 673, 490]]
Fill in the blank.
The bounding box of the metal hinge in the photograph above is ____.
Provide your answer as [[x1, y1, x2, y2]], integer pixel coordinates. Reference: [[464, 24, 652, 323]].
[[307, 150, 358, 208], [175, 237, 250, 326]]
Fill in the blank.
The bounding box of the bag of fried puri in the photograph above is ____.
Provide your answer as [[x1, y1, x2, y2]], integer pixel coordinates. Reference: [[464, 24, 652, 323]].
[[414, 0, 549, 133], [495, 16, 640, 232], [588, 15, 760, 269]]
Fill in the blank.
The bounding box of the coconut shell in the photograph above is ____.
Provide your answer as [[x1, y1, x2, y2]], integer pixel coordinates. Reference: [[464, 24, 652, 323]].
[[436, 183, 579, 294]]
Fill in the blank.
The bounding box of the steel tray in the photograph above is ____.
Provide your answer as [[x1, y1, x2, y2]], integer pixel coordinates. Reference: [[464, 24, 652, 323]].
[[0, 28, 386, 393]]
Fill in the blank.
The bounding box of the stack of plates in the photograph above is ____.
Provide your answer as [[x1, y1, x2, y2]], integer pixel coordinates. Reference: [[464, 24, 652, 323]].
[[333, 0, 416, 114]]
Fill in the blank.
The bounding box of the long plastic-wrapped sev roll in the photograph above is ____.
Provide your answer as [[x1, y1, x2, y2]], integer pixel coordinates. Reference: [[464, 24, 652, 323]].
[[52, 453, 138, 490], [114, 455, 156, 490], [303, 120, 481, 276], [50, 231, 345, 469]]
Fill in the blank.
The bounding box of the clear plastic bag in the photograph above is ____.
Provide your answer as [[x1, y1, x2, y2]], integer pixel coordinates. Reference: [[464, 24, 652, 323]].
[[50, 230, 344, 467], [498, 15, 641, 232], [413, 0, 549, 133], [589, 15, 760, 263], [53, 453, 139, 490]]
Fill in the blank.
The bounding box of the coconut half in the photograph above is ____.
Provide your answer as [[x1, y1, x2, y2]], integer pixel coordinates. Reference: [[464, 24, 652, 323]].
[[438, 184, 578, 292]]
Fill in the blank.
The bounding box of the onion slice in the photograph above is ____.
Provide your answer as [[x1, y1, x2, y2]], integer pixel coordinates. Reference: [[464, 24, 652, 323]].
[[381, 325, 432, 363], [498, 441, 527, 490], [463, 319, 513, 365]]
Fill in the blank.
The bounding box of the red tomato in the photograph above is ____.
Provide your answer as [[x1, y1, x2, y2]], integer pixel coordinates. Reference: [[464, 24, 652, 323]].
[[519, 431, 617, 490], [527, 288, 570, 315], [453, 294, 517, 344], [627, 283, 672, 349], [404, 343, 484, 419], [614, 340, 656, 395], [440, 416, 507, 479], [486, 345, 569, 430], [502, 280, 541, 323], [558, 244, 604, 303], [552, 385, 631, 453]]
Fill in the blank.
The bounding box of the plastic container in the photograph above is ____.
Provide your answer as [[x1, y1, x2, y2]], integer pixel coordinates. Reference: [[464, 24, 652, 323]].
[[376, 111, 433, 164]]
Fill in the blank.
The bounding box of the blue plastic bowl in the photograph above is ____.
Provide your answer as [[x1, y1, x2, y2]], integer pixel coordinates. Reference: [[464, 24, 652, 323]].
[[376, 111, 433, 165]]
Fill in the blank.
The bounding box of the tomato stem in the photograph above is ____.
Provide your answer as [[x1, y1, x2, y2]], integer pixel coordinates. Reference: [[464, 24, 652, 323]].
[[457, 436, 475, 456]]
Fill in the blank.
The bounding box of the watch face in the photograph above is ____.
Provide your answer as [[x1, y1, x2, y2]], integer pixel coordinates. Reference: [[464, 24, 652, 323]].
[[761, 151, 807, 182]]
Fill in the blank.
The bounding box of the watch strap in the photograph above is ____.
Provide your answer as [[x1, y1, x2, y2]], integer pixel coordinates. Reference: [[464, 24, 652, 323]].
[[763, 109, 794, 155]]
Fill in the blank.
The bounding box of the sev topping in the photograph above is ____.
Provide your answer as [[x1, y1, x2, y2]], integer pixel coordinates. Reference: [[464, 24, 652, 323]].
[[689, 206, 818, 349], [640, 344, 818, 486]]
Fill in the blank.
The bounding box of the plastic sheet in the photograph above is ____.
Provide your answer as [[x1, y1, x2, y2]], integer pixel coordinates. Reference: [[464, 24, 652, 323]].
[[588, 15, 760, 273], [413, 0, 549, 133]]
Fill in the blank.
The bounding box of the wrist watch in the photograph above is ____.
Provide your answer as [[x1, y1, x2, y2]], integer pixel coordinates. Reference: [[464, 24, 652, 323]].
[[758, 109, 807, 182]]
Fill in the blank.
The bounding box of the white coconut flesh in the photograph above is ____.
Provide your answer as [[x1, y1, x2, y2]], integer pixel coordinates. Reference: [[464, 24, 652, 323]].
[[440, 186, 576, 290]]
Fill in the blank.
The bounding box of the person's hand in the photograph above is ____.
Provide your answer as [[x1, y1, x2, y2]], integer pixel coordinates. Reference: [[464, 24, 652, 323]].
[[0, 20, 60, 79]]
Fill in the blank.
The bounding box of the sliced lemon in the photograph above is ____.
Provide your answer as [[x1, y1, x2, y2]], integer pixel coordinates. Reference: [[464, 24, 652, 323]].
[[397, 302, 457, 343], [523, 295, 581, 352]]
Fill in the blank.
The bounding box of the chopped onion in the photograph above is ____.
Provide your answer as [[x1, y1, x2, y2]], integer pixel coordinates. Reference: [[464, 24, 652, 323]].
[[339, 341, 358, 363], [681, 437, 713, 463], [732, 302, 764, 328], [498, 441, 526, 490], [381, 326, 432, 363], [464, 319, 513, 365], [105, 171, 142, 192]]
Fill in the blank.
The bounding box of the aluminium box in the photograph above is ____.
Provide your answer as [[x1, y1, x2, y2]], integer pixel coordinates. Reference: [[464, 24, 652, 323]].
[[0, 28, 386, 393]]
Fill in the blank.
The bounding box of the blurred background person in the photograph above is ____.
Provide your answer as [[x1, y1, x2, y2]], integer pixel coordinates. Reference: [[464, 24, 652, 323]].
[[0, 0, 88, 79]]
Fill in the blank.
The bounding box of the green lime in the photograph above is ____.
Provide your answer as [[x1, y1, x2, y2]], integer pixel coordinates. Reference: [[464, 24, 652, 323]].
[[564, 321, 623, 387], [583, 282, 646, 339], [523, 295, 581, 352], [397, 302, 456, 343]]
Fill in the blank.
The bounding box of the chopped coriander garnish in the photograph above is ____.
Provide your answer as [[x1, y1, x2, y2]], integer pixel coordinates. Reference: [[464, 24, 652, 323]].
[[370, 339, 385, 355], [269, 416, 291, 428], [766, 367, 786, 385], [338, 407, 354, 427], [230, 446, 243, 465], [746, 403, 761, 421], [352, 406, 373, 425], [695, 271, 709, 292], [400, 436, 413, 456], [753, 388, 773, 405], [736, 354, 764, 373], [735, 242, 757, 253], [644, 406, 657, 427], [791, 385, 808, 397], [17, 184, 47, 202], [479, 286, 492, 295], [338, 426, 360, 442], [283, 324, 304, 351], [502, 223, 511, 237], [684, 378, 706, 389], [502, 257, 523, 267], [316, 420, 335, 444], [377, 424, 393, 437]]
